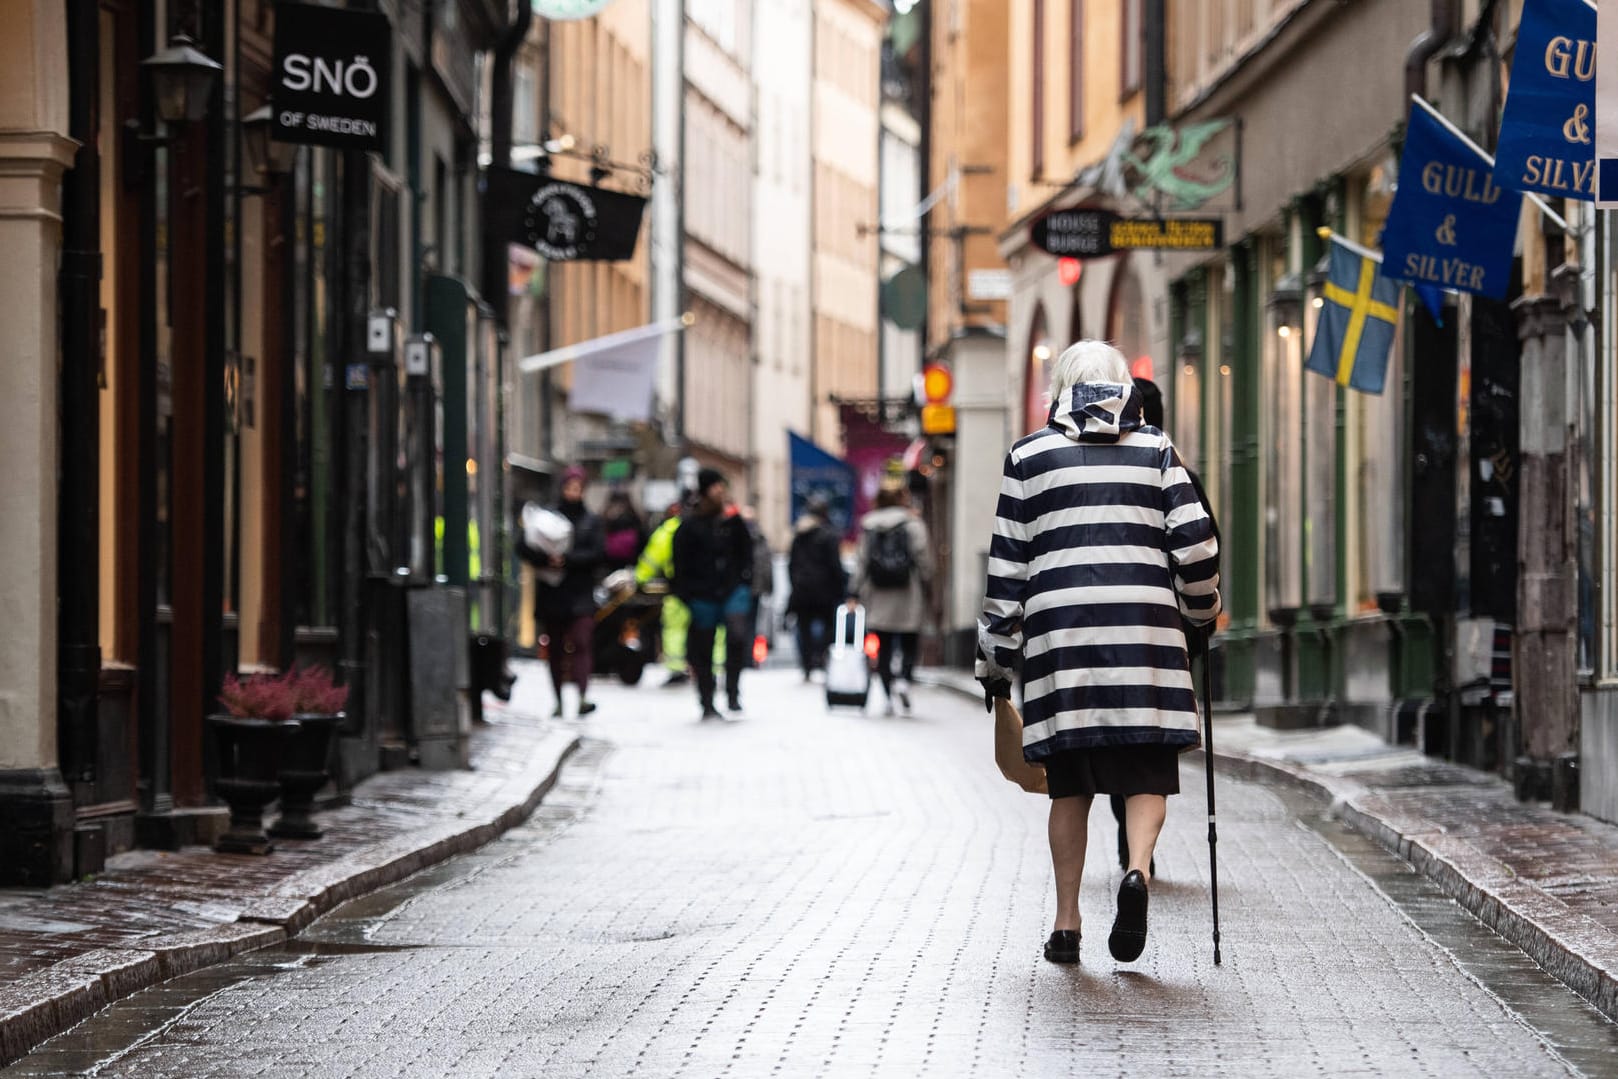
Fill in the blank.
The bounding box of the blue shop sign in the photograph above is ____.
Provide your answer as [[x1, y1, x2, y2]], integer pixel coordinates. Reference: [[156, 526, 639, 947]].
[[1382, 98, 1523, 300], [1495, 0, 1597, 200]]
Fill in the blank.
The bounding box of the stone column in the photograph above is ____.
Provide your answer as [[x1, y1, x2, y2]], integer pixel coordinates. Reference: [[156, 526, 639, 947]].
[[1513, 292, 1579, 808], [0, 0, 76, 884]]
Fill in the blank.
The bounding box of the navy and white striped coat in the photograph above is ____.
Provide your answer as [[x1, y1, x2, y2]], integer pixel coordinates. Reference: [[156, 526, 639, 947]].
[[976, 382, 1221, 762]]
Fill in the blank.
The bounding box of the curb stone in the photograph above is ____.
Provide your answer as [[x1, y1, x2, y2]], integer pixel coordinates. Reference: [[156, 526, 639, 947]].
[[917, 672, 1618, 1026], [0, 730, 580, 1068]]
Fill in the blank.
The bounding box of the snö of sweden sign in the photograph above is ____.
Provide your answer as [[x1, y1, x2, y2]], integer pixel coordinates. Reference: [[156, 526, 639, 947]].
[[271, 3, 391, 153], [1495, 0, 1596, 201]]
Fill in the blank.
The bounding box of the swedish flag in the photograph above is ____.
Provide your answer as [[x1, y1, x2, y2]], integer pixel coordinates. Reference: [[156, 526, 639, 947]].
[[1306, 235, 1400, 394]]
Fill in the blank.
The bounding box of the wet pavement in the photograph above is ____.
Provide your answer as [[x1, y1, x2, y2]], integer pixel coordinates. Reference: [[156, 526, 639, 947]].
[[7, 670, 1618, 1076], [0, 691, 576, 1066]]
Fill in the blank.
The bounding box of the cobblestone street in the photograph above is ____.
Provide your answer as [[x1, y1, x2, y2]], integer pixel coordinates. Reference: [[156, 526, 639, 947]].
[[8, 668, 1618, 1077]]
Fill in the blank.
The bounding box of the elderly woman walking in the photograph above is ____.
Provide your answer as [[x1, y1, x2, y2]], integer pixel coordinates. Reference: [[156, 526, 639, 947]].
[[977, 340, 1220, 966]]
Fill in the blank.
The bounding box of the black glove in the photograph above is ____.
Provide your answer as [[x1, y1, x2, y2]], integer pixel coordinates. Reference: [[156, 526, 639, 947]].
[[977, 674, 1012, 713]]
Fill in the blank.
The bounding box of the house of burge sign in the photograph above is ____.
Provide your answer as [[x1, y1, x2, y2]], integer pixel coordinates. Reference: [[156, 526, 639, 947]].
[[271, 2, 391, 152], [486, 165, 648, 262]]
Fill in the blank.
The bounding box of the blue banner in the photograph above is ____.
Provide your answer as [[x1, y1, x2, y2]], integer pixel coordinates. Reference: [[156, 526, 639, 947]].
[[788, 432, 855, 536], [1495, 0, 1596, 200], [1382, 98, 1523, 300]]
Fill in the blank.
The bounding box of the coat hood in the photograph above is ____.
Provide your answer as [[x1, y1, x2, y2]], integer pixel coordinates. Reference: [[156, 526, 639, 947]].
[[1049, 382, 1145, 443], [861, 505, 913, 530]]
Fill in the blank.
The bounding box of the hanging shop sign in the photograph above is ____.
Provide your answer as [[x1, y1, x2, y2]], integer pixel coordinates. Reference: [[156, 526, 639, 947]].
[[1495, 0, 1596, 201], [1030, 209, 1222, 258], [271, 3, 391, 152], [486, 165, 648, 262], [1382, 97, 1522, 300]]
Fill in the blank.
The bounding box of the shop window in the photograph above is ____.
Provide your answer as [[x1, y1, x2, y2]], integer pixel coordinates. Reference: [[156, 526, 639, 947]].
[[1264, 241, 1303, 618]]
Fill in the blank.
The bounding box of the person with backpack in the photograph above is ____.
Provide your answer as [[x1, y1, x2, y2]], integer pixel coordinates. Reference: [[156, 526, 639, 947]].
[[847, 477, 933, 716], [787, 496, 846, 680]]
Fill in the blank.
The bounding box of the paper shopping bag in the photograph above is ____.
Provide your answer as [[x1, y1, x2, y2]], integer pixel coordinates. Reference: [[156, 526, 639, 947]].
[[994, 697, 1048, 795]]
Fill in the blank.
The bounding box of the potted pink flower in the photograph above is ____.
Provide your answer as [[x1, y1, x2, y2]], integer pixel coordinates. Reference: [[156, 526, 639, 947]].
[[210, 672, 302, 854], [269, 666, 349, 840]]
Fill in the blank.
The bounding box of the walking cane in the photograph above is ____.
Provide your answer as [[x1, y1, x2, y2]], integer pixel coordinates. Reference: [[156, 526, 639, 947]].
[[1200, 635, 1223, 966]]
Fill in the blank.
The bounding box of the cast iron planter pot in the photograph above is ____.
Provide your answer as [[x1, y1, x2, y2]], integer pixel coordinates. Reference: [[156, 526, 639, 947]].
[[206, 714, 298, 855], [270, 712, 343, 840]]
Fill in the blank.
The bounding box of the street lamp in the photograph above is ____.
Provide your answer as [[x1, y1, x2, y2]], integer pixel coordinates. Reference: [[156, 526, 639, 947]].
[[1268, 271, 1304, 339], [141, 34, 222, 126], [242, 105, 298, 179]]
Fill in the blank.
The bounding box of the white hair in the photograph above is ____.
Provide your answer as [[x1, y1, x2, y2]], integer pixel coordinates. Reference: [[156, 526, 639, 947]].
[[1049, 340, 1131, 397]]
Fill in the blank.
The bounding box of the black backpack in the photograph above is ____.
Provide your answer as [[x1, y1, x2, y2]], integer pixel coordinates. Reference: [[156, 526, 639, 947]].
[[866, 524, 914, 589]]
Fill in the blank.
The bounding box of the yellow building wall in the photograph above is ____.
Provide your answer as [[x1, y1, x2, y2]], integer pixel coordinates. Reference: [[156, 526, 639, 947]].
[[548, 0, 652, 370]]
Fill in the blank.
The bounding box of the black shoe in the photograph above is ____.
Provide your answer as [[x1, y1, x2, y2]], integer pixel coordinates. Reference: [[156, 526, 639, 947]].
[[727, 694, 742, 713], [578, 700, 597, 716], [1108, 870, 1149, 963], [701, 704, 722, 721], [1043, 930, 1080, 964], [665, 671, 691, 687]]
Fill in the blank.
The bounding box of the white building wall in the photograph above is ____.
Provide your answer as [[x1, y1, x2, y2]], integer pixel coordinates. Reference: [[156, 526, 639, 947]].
[[751, 0, 814, 547]]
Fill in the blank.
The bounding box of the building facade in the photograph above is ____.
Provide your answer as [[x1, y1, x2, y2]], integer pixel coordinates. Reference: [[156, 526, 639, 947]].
[[811, 0, 887, 450], [752, 0, 815, 547], [0, 0, 524, 885]]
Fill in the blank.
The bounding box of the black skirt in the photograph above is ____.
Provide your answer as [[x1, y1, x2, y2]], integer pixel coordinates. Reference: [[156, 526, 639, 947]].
[[1042, 744, 1182, 800]]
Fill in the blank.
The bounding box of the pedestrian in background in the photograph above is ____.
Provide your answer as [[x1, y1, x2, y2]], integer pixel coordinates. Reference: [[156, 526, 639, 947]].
[[518, 465, 605, 717], [787, 496, 845, 681], [739, 504, 774, 663], [601, 490, 649, 574], [636, 501, 691, 687], [847, 477, 932, 716], [977, 341, 1220, 966], [672, 469, 754, 719]]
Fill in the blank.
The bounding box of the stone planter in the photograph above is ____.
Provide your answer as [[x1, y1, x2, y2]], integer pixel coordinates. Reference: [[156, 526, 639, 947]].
[[207, 715, 297, 855], [270, 712, 343, 840]]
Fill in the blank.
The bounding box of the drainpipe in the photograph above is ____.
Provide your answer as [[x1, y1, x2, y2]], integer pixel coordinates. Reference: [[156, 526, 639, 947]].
[[484, 0, 533, 327], [1405, 0, 1459, 101]]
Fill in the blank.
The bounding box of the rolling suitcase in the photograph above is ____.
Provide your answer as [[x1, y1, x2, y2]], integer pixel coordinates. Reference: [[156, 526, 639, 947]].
[[825, 605, 871, 709]]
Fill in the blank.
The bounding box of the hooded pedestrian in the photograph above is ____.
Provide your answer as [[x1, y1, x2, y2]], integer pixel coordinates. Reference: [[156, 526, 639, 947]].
[[976, 341, 1221, 966], [847, 477, 933, 715], [637, 500, 692, 686], [671, 468, 755, 719], [787, 495, 846, 680], [601, 490, 649, 574], [519, 465, 606, 716]]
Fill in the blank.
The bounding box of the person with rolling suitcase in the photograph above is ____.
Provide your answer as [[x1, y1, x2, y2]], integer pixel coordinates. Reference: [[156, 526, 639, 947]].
[[825, 604, 872, 710]]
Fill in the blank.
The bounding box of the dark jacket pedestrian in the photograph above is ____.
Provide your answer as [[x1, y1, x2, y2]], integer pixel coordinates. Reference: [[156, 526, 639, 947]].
[[517, 465, 604, 715], [671, 468, 754, 718], [975, 341, 1220, 968], [787, 497, 845, 677]]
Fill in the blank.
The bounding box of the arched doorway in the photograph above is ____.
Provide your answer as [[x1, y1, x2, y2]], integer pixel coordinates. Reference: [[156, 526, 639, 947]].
[[1106, 255, 1154, 382]]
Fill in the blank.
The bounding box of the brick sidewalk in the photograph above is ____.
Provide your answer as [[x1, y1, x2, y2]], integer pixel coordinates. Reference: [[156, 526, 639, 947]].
[[919, 667, 1618, 1026], [0, 665, 577, 1067]]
